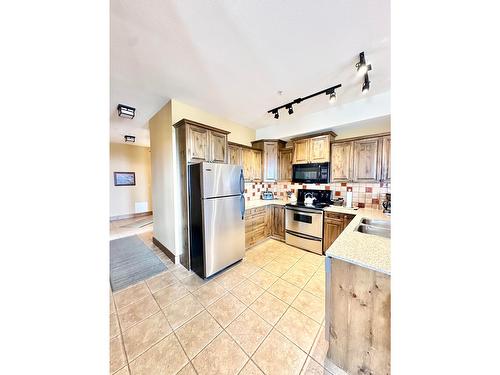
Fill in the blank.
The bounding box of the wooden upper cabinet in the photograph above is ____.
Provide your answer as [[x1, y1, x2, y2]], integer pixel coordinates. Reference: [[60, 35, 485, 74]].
[[331, 142, 353, 181], [292, 139, 310, 164], [176, 120, 230, 164], [251, 140, 286, 182], [210, 131, 227, 163], [381, 136, 391, 182], [353, 138, 381, 182], [279, 149, 293, 181], [228, 144, 242, 165], [262, 142, 278, 181], [309, 135, 330, 163], [242, 148, 254, 181], [253, 150, 262, 180], [187, 125, 210, 163], [292, 132, 336, 164]]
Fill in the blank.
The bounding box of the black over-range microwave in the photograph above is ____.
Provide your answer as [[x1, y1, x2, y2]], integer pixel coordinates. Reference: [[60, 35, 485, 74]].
[[292, 162, 330, 184]]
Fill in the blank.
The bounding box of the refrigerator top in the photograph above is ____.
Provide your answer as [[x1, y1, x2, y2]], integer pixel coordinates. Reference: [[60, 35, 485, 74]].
[[200, 162, 244, 199]]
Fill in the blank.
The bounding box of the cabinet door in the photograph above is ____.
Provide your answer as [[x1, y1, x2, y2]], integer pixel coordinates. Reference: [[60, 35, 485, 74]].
[[292, 139, 310, 164], [279, 149, 293, 181], [353, 138, 381, 182], [381, 136, 391, 182], [228, 145, 242, 165], [323, 219, 344, 252], [343, 214, 355, 229], [331, 142, 353, 181], [242, 148, 254, 181], [309, 135, 330, 163], [187, 125, 209, 163], [272, 206, 285, 240], [262, 142, 278, 181], [253, 150, 262, 180], [265, 206, 272, 237], [210, 131, 227, 163]]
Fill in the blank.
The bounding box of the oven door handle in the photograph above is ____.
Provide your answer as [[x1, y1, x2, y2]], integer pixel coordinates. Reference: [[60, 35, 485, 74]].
[[286, 230, 322, 242], [285, 207, 323, 214]]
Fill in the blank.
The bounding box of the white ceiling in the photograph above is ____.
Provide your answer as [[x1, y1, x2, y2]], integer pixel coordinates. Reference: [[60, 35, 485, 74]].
[[110, 0, 390, 147]]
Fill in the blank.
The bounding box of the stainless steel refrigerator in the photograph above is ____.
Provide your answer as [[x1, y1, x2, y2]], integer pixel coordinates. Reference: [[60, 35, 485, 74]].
[[188, 162, 245, 278]]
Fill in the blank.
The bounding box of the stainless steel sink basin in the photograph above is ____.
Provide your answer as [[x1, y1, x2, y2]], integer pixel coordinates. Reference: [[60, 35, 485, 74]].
[[356, 224, 391, 238], [361, 218, 391, 229]]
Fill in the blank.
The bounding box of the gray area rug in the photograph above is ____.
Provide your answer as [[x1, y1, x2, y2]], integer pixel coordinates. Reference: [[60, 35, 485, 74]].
[[110, 235, 166, 292], [120, 217, 153, 228]]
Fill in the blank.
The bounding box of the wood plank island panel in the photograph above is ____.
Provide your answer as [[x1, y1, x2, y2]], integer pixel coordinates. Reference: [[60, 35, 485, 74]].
[[327, 258, 391, 375]]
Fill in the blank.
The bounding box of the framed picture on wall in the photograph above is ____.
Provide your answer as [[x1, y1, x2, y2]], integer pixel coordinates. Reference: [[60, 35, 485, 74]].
[[114, 172, 136, 186]]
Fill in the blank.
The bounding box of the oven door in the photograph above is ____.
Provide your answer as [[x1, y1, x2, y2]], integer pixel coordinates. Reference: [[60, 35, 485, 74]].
[[285, 207, 323, 238]]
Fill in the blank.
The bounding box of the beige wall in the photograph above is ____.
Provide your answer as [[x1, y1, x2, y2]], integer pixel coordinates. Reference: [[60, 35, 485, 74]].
[[171, 99, 256, 146], [149, 101, 177, 252], [149, 99, 257, 260], [110, 143, 152, 218]]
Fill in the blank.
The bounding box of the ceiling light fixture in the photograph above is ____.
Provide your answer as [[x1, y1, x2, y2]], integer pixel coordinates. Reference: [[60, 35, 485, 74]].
[[267, 83, 341, 119], [326, 87, 337, 104], [124, 135, 136, 143], [356, 52, 372, 94], [117, 104, 136, 119], [362, 74, 370, 94], [355, 52, 372, 76]]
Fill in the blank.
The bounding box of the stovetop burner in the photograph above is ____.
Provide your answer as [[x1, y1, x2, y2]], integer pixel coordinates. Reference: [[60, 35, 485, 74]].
[[286, 189, 333, 210]]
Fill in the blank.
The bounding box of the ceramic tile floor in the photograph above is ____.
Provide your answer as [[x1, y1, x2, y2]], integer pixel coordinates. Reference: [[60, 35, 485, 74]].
[[110, 214, 154, 241], [110, 234, 347, 375]]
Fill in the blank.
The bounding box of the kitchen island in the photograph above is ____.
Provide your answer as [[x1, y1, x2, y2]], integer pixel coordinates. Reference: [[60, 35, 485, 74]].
[[324, 208, 391, 375]]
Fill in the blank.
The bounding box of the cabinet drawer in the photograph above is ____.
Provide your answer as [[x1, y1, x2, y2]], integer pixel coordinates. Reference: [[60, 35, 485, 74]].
[[252, 214, 266, 227], [325, 212, 344, 220]]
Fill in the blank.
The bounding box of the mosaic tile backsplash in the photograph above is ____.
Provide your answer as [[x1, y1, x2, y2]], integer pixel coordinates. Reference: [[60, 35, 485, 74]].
[[244, 181, 391, 209]]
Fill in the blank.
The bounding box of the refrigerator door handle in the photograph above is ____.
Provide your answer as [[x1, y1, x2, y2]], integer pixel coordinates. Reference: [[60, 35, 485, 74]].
[[239, 169, 245, 194], [240, 195, 245, 220]]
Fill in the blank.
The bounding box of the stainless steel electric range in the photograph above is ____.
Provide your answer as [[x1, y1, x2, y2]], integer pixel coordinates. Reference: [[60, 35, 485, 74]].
[[284, 189, 333, 254]]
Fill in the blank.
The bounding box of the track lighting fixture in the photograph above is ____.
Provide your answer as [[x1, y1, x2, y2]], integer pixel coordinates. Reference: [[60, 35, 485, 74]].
[[356, 52, 372, 94], [267, 83, 341, 119], [117, 104, 136, 119], [326, 87, 337, 104], [362, 74, 370, 94], [356, 52, 372, 76]]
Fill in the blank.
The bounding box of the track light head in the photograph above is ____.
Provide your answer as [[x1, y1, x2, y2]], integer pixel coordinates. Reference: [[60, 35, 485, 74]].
[[325, 87, 337, 104], [362, 74, 370, 94], [356, 52, 372, 76], [272, 109, 279, 119], [286, 104, 293, 115]]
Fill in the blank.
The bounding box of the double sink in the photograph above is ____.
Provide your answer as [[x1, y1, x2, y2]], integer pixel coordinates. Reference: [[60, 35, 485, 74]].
[[356, 218, 391, 238]]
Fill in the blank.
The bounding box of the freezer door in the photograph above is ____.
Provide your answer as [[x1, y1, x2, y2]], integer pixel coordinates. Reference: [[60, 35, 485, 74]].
[[203, 195, 245, 277], [201, 162, 244, 198]]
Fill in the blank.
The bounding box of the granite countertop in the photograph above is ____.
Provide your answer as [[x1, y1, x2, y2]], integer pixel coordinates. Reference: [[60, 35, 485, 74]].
[[325, 208, 391, 275], [245, 199, 287, 209]]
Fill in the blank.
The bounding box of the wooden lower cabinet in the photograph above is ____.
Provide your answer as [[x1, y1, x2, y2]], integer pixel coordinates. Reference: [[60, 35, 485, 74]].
[[245, 204, 285, 249], [326, 258, 391, 375], [271, 205, 285, 240], [245, 206, 270, 249], [323, 212, 356, 252]]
